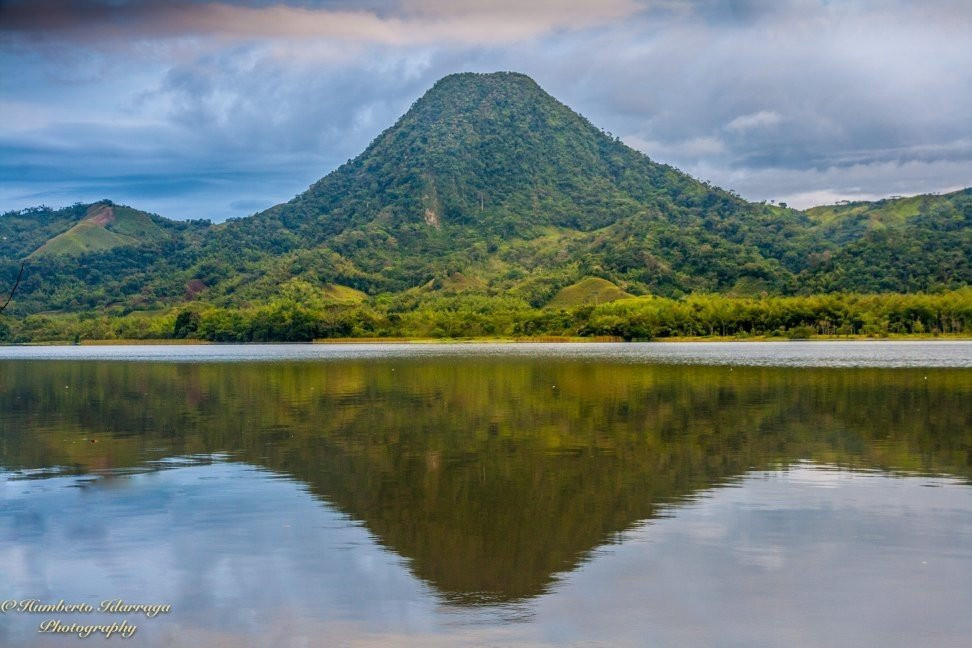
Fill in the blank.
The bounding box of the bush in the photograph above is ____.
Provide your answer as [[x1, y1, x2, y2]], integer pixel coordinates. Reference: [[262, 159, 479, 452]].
[[787, 325, 815, 340]]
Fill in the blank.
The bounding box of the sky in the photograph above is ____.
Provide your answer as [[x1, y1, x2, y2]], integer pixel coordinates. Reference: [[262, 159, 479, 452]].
[[1, 0, 971, 221]]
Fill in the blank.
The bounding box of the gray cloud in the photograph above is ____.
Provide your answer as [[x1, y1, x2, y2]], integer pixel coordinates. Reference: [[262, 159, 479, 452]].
[[1, 0, 970, 217], [0, 0, 640, 46]]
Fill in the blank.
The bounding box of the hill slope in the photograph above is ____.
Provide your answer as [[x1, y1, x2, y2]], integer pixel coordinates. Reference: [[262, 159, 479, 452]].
[[1, 72, 970, 320], [30, 202, 169, 258], [200, 72, 814, 304], [0, 201, 210, 315], [548, 277, 632, 308], [804, 188, 972, 292]]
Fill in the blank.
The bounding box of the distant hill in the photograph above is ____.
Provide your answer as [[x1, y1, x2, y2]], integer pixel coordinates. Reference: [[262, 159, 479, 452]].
[[807, 189, 971, 242], [1, 72, 969, 320], [0, 201, 210, 314], [30, 202, 169, 258], [0, 203, 89, 260], [803, 188, 972, 292]]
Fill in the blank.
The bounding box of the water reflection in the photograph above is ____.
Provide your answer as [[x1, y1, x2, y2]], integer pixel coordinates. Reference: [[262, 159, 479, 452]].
[[1, 356, 971, 646], [3, 463, 970, 647]]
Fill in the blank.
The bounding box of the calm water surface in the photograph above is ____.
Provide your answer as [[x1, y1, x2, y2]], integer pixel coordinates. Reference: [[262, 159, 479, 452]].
[[1, 342, 970, 647]]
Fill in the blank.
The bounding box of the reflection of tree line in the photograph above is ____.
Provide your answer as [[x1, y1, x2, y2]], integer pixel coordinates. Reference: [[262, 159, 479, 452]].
[[1, 360, 970, 602]]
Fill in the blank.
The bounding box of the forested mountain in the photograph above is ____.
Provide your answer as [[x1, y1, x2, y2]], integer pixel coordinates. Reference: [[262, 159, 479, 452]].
[[203, 71, 816, 304], [802, 189, 972, 293], [1, 72, 969, 337]]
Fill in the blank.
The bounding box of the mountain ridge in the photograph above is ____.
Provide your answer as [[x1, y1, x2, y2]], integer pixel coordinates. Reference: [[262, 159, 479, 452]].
[[1, 72, 970, 324]]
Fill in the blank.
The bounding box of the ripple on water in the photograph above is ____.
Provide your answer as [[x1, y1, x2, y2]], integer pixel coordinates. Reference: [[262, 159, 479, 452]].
[[0, 340, 970, 367]]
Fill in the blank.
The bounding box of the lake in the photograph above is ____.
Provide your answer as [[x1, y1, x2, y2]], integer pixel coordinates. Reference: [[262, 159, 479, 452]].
[[1, 342, 970, 646]]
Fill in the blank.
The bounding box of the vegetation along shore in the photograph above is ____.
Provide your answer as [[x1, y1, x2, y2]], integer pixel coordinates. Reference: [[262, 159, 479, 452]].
[[3, 290, 968, 344]]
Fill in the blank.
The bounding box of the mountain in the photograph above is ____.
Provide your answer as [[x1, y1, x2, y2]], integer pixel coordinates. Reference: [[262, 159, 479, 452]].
[[1, 72, 970, 325], [206, 71, 813, 303]]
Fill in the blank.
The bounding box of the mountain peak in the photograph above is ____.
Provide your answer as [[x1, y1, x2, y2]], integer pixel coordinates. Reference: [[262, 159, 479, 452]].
[[431, 70, 541, 90], [277, 69, 677, 241], [395, 70, 571, 137], [249, 70, 778, 295]]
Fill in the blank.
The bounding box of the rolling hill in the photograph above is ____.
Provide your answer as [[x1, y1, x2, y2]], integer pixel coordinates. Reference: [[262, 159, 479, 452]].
[[29, 202, 170, 258], [547, 277, 632, 308]]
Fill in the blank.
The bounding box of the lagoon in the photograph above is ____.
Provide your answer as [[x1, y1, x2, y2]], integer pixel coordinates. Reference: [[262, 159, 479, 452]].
[[1, 342, 971, 646]]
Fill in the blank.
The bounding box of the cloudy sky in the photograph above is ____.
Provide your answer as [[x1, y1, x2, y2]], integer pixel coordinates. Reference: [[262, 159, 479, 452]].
[[2, 0, 971, 221]]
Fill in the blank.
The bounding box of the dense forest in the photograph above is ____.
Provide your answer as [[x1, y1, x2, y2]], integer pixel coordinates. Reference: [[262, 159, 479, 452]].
[[1, 72, 970, 342]]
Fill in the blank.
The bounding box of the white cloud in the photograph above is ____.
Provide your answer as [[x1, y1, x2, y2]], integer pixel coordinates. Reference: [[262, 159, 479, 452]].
[[726, 111, 782, 132], [685, 158, 972, 209], [624, 135, 727, 160]]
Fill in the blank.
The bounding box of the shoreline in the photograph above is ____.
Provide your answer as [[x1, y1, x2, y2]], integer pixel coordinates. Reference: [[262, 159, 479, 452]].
[[2, 334, 969, 346]]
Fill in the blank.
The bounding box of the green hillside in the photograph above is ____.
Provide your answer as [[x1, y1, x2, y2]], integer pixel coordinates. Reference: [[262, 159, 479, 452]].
[[1, 72, 970, 341], [807, 192, 929, 224], [806, 190, 963, 240], [803, 188, 972, 292], [30, 203, 170, 258], [0, 201, 210, 315], [32, 219, 131, 257], [0, 203, 88, 259], [548, 277, 632, 308], [205, 72, 812, 303]]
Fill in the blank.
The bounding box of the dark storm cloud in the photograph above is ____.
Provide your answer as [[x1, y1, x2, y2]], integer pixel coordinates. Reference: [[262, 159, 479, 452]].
[[0, 0, 639, 45], [1, 0, 970, 217]]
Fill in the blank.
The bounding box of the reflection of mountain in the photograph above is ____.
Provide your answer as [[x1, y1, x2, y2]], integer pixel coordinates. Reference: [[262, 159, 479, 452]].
[[1, 359, 970, 602]]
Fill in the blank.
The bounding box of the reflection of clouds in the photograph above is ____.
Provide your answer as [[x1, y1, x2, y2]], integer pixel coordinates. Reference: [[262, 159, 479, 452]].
[[530, 464, 972, 647], [0, 464, 441, 647], [679, 521, 728, 543], [734, 544, 786, 571], [2, 462, 971, 646], [155, 618, 553, 648], [787, 464, 863, 488]]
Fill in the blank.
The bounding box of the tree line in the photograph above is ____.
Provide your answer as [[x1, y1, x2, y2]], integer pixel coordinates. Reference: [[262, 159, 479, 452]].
[[2, 289, 969, 343]]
